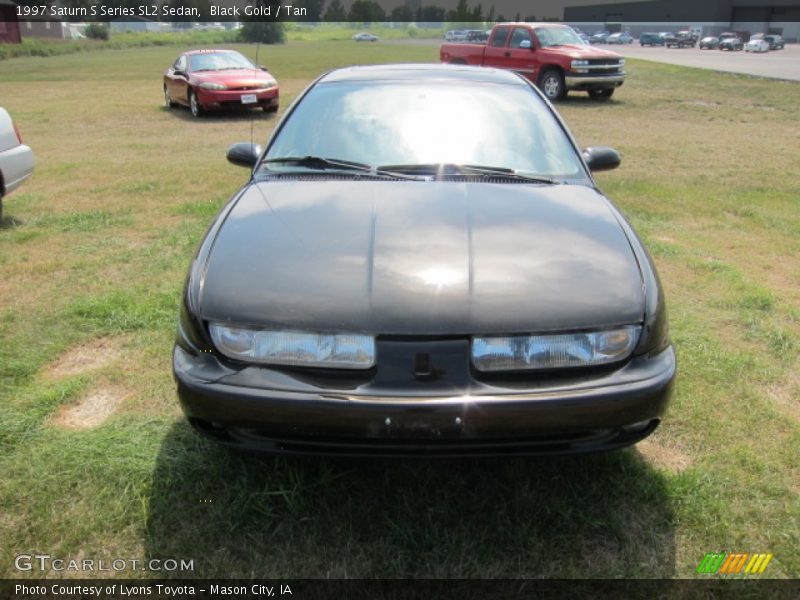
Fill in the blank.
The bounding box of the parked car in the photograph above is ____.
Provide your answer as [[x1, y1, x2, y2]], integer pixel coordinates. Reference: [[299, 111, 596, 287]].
[[718, 32, 743, 43], [699, 36, 720, 49], [441, 23, 626, 101], [639, 32, 665, 46], [353, 32, 379, 42], [173, 64, 675, 456], [163, 49, 279, 118], [719, 37, 744, 51], [445, 30, 467, 42], [0, 108, 35, 223], [665, 31, 697, 48], [745, 38, 770, 53], [465, 30, 488, 43], [764, 35, 785, 50], [606, 32, 634, 44], [590, 31, 610, 43]]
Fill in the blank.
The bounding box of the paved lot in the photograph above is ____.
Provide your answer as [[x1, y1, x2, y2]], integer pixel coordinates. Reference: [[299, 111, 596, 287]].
[[613, 43, 800, 81]]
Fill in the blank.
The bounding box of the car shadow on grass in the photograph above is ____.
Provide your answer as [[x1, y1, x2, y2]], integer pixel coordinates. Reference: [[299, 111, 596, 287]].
[[161, 106, 279, 123], [558, 95, 628, 108], [145, 422, 675, 579]]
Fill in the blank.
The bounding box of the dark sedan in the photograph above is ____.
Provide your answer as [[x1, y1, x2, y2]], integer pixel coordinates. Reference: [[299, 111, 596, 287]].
[[163, 49, 279, 117], [173, 64, 675, 456], [719, 37, 744, 51], [699, 36, 720, 49]]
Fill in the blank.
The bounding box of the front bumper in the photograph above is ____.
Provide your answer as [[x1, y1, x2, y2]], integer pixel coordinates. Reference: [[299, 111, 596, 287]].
[[196, 87, 279, 110], [565, 73, 626, 91], [173, 341, 675, 457]]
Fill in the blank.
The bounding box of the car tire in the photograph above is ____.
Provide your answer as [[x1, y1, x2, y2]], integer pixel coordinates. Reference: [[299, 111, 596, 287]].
[[189, 90, 203, 118], [588, 89, 614, 100], [538, 69, 566, 102], [0, 195, 3, 226], [164, 86, 176, 109]]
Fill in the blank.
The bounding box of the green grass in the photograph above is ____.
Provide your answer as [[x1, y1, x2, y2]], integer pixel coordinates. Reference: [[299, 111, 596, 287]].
[[0, 29, 241, 61], [0, 43, 798, 580]]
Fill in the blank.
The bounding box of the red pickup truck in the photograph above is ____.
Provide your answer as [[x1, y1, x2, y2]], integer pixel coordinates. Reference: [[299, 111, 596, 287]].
[[441, 23, 625, 101]]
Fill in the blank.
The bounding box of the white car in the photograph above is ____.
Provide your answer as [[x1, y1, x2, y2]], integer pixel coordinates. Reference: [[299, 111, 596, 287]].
[[352, 32, 378, 42], [745, 38, 770, 53], [445, 30, 467, 42], [0, 108, 35, 223]]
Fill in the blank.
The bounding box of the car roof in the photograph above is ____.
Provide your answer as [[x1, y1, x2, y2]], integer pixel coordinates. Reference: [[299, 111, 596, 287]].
[[318, 64, 530, 86], [184, 49, 238, 56]]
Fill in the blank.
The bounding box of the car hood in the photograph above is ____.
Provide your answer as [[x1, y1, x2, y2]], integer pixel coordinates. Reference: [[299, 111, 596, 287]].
[[191, 69, 275, 86], [199, 181, 645, 335], [546, 44, 623, 59]]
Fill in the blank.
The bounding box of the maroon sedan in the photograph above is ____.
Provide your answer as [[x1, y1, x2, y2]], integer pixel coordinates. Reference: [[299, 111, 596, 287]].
[[163, 49, 279, 117]]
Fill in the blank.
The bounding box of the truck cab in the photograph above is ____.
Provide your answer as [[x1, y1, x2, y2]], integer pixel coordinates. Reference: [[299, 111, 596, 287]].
[[441, 23, 626, 101]]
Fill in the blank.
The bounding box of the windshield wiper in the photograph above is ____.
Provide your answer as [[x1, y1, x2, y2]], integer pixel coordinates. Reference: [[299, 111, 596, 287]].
[[261, 156, 423, 180], [377, 163, 558, 184]]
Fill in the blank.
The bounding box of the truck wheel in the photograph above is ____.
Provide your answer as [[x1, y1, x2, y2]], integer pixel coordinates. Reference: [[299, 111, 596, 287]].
[[588, 89, 614, 100], [538, 70, 566, 102]]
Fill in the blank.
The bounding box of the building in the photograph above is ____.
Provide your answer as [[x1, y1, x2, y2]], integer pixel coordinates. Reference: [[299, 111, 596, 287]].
[[0, 0, 22, 43], [564, 0, 800, 41]]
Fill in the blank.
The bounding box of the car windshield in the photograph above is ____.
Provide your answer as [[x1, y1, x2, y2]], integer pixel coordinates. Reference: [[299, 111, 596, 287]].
[[264, 80, 586, 180], [534, 26, 584, 47], [189, 52, 254, 72]]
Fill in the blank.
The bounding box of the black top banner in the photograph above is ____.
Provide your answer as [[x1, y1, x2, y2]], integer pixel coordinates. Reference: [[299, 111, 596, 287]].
[[9, 1, 800, 24], [3, 579, 800, 600]]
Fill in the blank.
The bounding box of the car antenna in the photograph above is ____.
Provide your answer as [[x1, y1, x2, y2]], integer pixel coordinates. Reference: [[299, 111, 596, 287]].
[[251, 41, 260, 151]]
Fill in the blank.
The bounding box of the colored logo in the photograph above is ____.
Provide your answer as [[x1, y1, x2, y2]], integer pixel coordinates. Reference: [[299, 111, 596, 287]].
[[696, 552, 773, 576]]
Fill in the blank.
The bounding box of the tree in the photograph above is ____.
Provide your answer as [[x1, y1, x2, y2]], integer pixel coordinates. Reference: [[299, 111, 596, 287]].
[[323, 0, 346, 21], [293, 0, 325, 22], [390, 5, 414, 22], [240, 22, 285, 44], [446, 0, 471, 22], [419, 5, 446, 22], [470, 3, 483, 22], [85, 23, 109, 40], [487, 4, 495, 22], [348, 0, 385, 23]]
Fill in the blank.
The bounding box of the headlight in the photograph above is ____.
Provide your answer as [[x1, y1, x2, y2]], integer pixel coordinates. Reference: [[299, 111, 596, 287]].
[[198, 82, 227, 90], [261, 78, 277, 89], [571, 59, 589, 67], [471, 325, 641, 371], [619, 58, 626, 65], [209, 324, 376, 369]]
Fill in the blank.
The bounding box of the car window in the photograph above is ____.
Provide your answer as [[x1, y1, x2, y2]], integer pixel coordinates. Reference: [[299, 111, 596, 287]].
[[188, 52, 254, 72], [491, 28, 511, 47], [509, 28, 532, 48], [266, 81, 586, 180], [534, 26, 584, 47], [174, 56, 187, 71]]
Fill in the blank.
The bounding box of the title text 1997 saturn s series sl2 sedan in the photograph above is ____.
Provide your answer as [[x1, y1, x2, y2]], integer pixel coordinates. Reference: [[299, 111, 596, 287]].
[[173, 64, 675, 456]]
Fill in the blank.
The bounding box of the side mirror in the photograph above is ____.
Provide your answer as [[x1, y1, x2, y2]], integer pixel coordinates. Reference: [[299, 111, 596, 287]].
[[519, 39, 532, 49], [582, 146, 621, 172], [173, 70, 186, 78], [227, 143, 262, 168]]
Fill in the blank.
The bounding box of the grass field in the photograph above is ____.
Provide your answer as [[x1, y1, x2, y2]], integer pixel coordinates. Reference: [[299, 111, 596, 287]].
[[0, 41, 798, 580]]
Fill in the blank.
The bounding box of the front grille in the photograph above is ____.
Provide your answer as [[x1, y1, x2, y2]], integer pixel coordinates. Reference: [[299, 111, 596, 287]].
[[588, 58, 622, 66]]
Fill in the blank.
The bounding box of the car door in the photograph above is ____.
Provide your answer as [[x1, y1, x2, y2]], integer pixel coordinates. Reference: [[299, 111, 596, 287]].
[[482, 26, 512, 69], [167, 55, 189, 104], [503, 27, 538, 81]]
